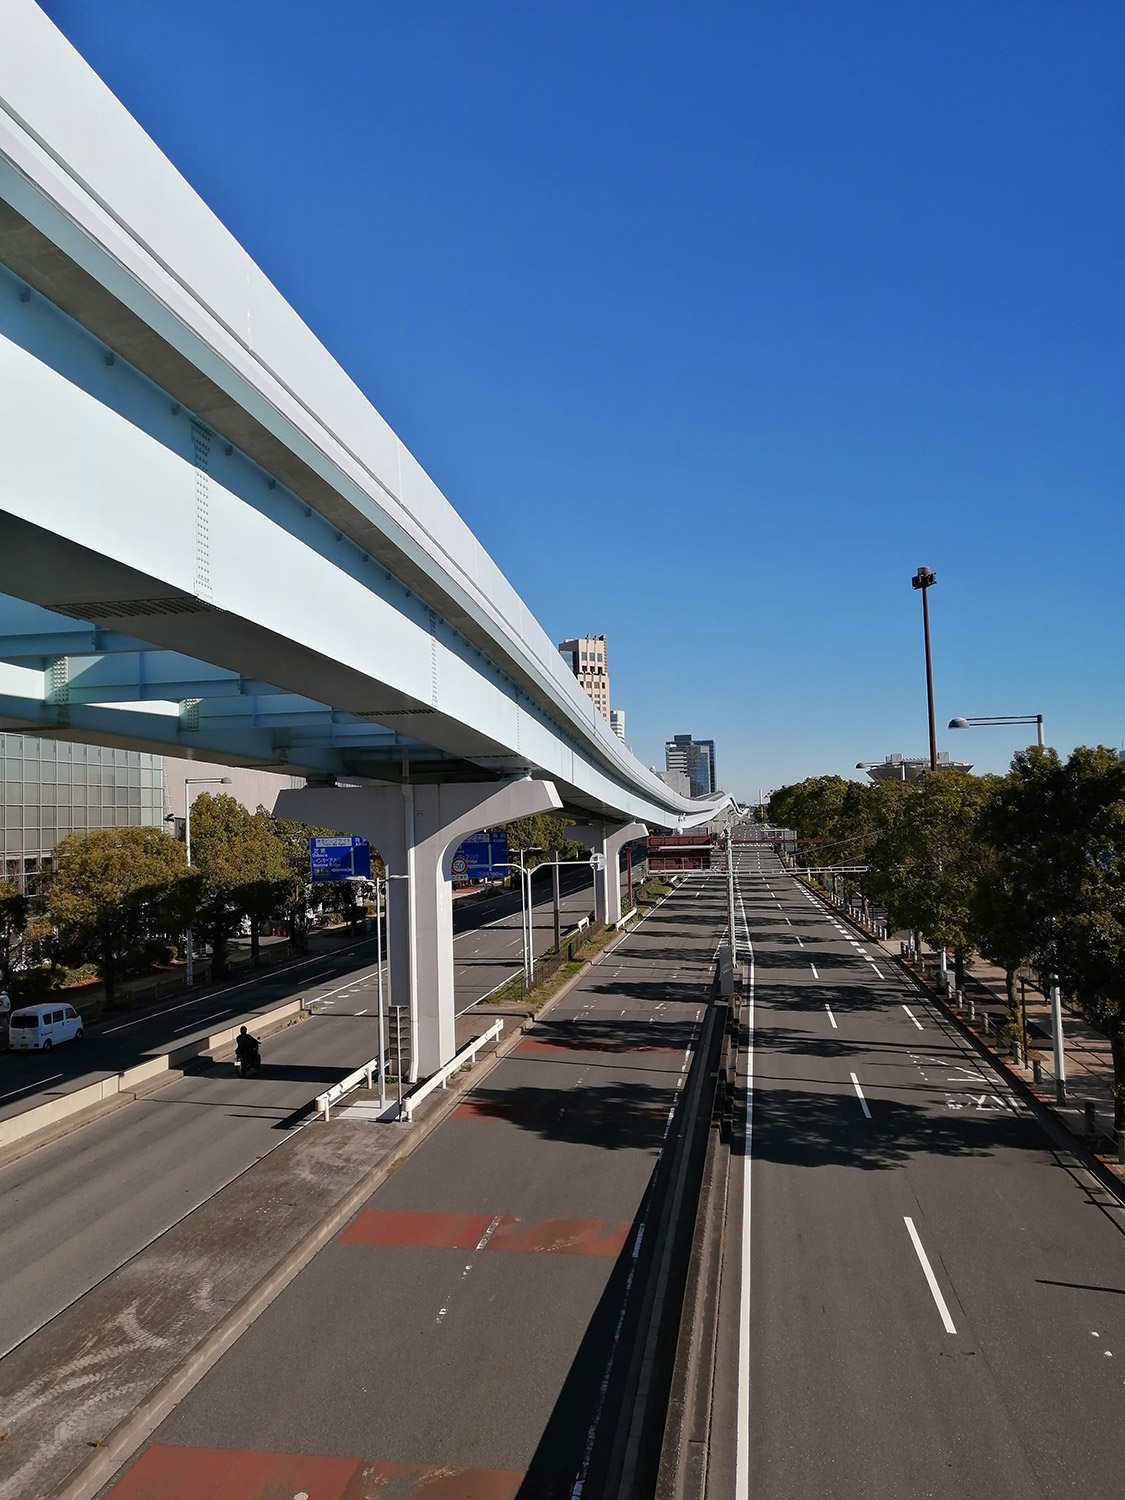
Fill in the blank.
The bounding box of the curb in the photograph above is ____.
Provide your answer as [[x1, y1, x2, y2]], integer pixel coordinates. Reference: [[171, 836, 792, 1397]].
[[45, 935, 603, 1500]]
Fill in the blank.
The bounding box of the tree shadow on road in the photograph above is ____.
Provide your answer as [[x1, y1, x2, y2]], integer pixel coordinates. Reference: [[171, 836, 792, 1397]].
[[456, 1079, 672, 1151], [747, 1083, 1039, 1171]]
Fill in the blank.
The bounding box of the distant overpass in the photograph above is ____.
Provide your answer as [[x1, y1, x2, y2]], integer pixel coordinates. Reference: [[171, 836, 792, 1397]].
[[0, 2, 728, 1071]]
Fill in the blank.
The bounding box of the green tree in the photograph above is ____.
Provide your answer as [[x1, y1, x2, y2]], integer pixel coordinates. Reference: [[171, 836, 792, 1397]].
[[990, 746, 1125, 1130], [47, 828, 191, 1005], [864, 769, 994, 988], [0, 881, 29, 989], [499, 814, 579, 868], [768, 775, 884, 899], [189, 793, 289, 978]]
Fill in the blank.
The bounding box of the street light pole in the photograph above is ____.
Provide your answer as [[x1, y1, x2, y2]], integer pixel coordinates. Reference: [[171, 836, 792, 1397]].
[[726, 826, 737, 962], [948, 713, 1046, 751], [911, 566, 938, 772], [180, 775, 231, 988]]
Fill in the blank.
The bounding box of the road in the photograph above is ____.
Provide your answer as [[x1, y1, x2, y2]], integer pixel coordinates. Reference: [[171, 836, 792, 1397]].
[[0, 865, 600, 1122], [725, 845, 1125, 1500], [94, 874, 725, 1499], [0, 867, 601, 1360]]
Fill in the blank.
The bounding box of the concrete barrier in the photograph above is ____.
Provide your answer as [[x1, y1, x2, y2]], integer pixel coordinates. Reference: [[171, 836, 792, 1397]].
[[0, 1074, 120, 1152]]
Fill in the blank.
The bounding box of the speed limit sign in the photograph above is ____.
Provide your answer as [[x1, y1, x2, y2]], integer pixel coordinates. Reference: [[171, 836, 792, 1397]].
[[451, 856, 468, 876]]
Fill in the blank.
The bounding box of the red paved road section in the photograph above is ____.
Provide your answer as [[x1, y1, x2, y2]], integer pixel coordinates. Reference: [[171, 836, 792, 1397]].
[[339, 1209, 631, 1256], [106, 1443, 560, 1499]]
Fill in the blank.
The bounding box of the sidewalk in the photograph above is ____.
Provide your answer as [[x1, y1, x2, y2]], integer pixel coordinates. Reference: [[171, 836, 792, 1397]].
[[956, 953, 1122, 1162]]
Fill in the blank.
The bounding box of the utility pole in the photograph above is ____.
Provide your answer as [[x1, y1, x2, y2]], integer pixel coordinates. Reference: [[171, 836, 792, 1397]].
[[552, 851, 561, 952], [911, 565, 938, 772], [726, 826, 737, 961]]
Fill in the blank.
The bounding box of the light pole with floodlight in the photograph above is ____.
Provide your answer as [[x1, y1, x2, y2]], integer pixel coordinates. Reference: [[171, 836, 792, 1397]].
[[948, 713, 1045, 750], [911, 566, 939, 772]]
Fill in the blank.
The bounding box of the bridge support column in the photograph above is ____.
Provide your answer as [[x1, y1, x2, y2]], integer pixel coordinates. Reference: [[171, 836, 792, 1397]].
[[566, 820, 647, 927], [273, 778, 562, 1077]]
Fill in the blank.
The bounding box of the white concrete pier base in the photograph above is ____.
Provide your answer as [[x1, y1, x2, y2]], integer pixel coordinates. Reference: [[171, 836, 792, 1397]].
[[566, 820, 647, 928], [273, 779, 562, 1077]]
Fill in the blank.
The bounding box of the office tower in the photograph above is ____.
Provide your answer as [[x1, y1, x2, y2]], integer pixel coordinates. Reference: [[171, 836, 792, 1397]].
[[557, 634, 611, 721]]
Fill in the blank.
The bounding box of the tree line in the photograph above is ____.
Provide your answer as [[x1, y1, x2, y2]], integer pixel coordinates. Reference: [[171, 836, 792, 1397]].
[[768, 747, 1125, 1129], [0, 793, 384, 1007]]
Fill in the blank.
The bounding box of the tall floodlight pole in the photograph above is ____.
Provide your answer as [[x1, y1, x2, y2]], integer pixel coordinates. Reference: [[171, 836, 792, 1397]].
[[911, 566, 939, 772], [726, 827, 737, 961]]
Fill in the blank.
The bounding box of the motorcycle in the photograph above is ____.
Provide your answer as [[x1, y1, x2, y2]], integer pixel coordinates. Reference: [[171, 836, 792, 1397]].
[[237, 1038, 261, 1077]]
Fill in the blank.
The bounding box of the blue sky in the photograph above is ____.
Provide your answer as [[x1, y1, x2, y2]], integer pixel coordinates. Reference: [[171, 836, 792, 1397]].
[[41, 1, 1125, 799]]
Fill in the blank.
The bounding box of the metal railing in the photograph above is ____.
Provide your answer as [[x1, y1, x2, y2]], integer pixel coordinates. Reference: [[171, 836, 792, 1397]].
[[315, 1057, 386, 1122], [399, 1019, 505, 1121]]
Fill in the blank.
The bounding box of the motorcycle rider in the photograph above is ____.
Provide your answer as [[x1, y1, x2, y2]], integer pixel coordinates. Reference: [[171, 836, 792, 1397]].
[[234, 1025, 260, 1074]]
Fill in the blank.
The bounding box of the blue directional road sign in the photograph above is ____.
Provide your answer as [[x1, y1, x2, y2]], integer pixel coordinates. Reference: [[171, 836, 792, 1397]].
[[450, 830, 509, 880], [310, 835, 371, 882]]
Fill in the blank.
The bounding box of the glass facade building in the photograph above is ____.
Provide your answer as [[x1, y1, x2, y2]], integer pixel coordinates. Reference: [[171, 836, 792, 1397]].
[[0, 734, 164, 888]]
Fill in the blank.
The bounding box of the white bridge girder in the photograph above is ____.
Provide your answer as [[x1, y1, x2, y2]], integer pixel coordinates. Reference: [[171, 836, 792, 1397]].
[[0, 3, 728, 830]]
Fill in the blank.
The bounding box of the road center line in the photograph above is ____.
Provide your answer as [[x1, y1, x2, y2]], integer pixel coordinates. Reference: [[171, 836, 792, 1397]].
[[902, 1005, 924, 1030], [904, 1217, 958, 1333], [825, 1004, 837, 1029], [850, 1071, 872, 1119], [810, 963, 820, 979]]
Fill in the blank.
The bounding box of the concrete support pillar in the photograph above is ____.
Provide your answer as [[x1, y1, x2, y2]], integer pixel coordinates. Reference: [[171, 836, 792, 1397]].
[[566, 820, 647, 927], [273, 778, 562, 1077]]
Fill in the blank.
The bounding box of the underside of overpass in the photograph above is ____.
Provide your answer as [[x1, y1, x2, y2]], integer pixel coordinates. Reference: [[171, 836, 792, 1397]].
[[0, 0, 728, 1071]]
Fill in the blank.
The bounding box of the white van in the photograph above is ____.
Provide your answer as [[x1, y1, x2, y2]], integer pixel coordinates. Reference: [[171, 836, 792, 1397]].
[[7, 1003, 83, 1050]]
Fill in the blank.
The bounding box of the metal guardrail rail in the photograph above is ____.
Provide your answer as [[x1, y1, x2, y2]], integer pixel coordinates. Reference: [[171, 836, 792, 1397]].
[[400, 1019, 504, 1122], [315, 1017, 506, 1123]]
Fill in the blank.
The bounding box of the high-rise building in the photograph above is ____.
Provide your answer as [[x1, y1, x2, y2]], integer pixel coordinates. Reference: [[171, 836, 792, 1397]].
[[0, 734, 165, 889], [558, 634, 611, 721], [610, 709, 625, 741], [0, 736, 302, 892], [665, 734, 718, 798]]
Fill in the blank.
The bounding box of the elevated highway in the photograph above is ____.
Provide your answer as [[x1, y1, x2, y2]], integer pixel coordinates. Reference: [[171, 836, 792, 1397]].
[[0, 1, 726, 1069]]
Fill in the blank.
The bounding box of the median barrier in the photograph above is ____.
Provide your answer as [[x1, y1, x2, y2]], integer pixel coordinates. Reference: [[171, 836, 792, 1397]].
[[0, 1074, 120, 1153]]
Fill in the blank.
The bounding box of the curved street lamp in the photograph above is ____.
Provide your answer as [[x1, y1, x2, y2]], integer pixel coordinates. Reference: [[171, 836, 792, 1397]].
[[948, 714, 1045, 750]]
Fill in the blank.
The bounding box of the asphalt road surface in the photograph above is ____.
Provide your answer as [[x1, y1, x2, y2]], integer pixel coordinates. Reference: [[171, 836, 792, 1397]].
[[95, 875, 727, 1500], [727, 845, 1125, 1500], [0, 867, 600, 1121], [0, 868, 602, 1359]]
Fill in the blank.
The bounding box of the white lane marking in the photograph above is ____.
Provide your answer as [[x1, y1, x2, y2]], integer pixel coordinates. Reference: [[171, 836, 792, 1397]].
[[173, 1008, 233, 1033], [0, 1072, 64, 1102], [355, 1007, 369, 1016], [735, 876, 755, 1500], [850, 1072, 872, 1119], [870, 964, 886, 979], [903, 1005, 924, 1030], [825, 1005, 837, 1029], [810, 964, 820, 980], [904, 1217, 957, 1334]]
